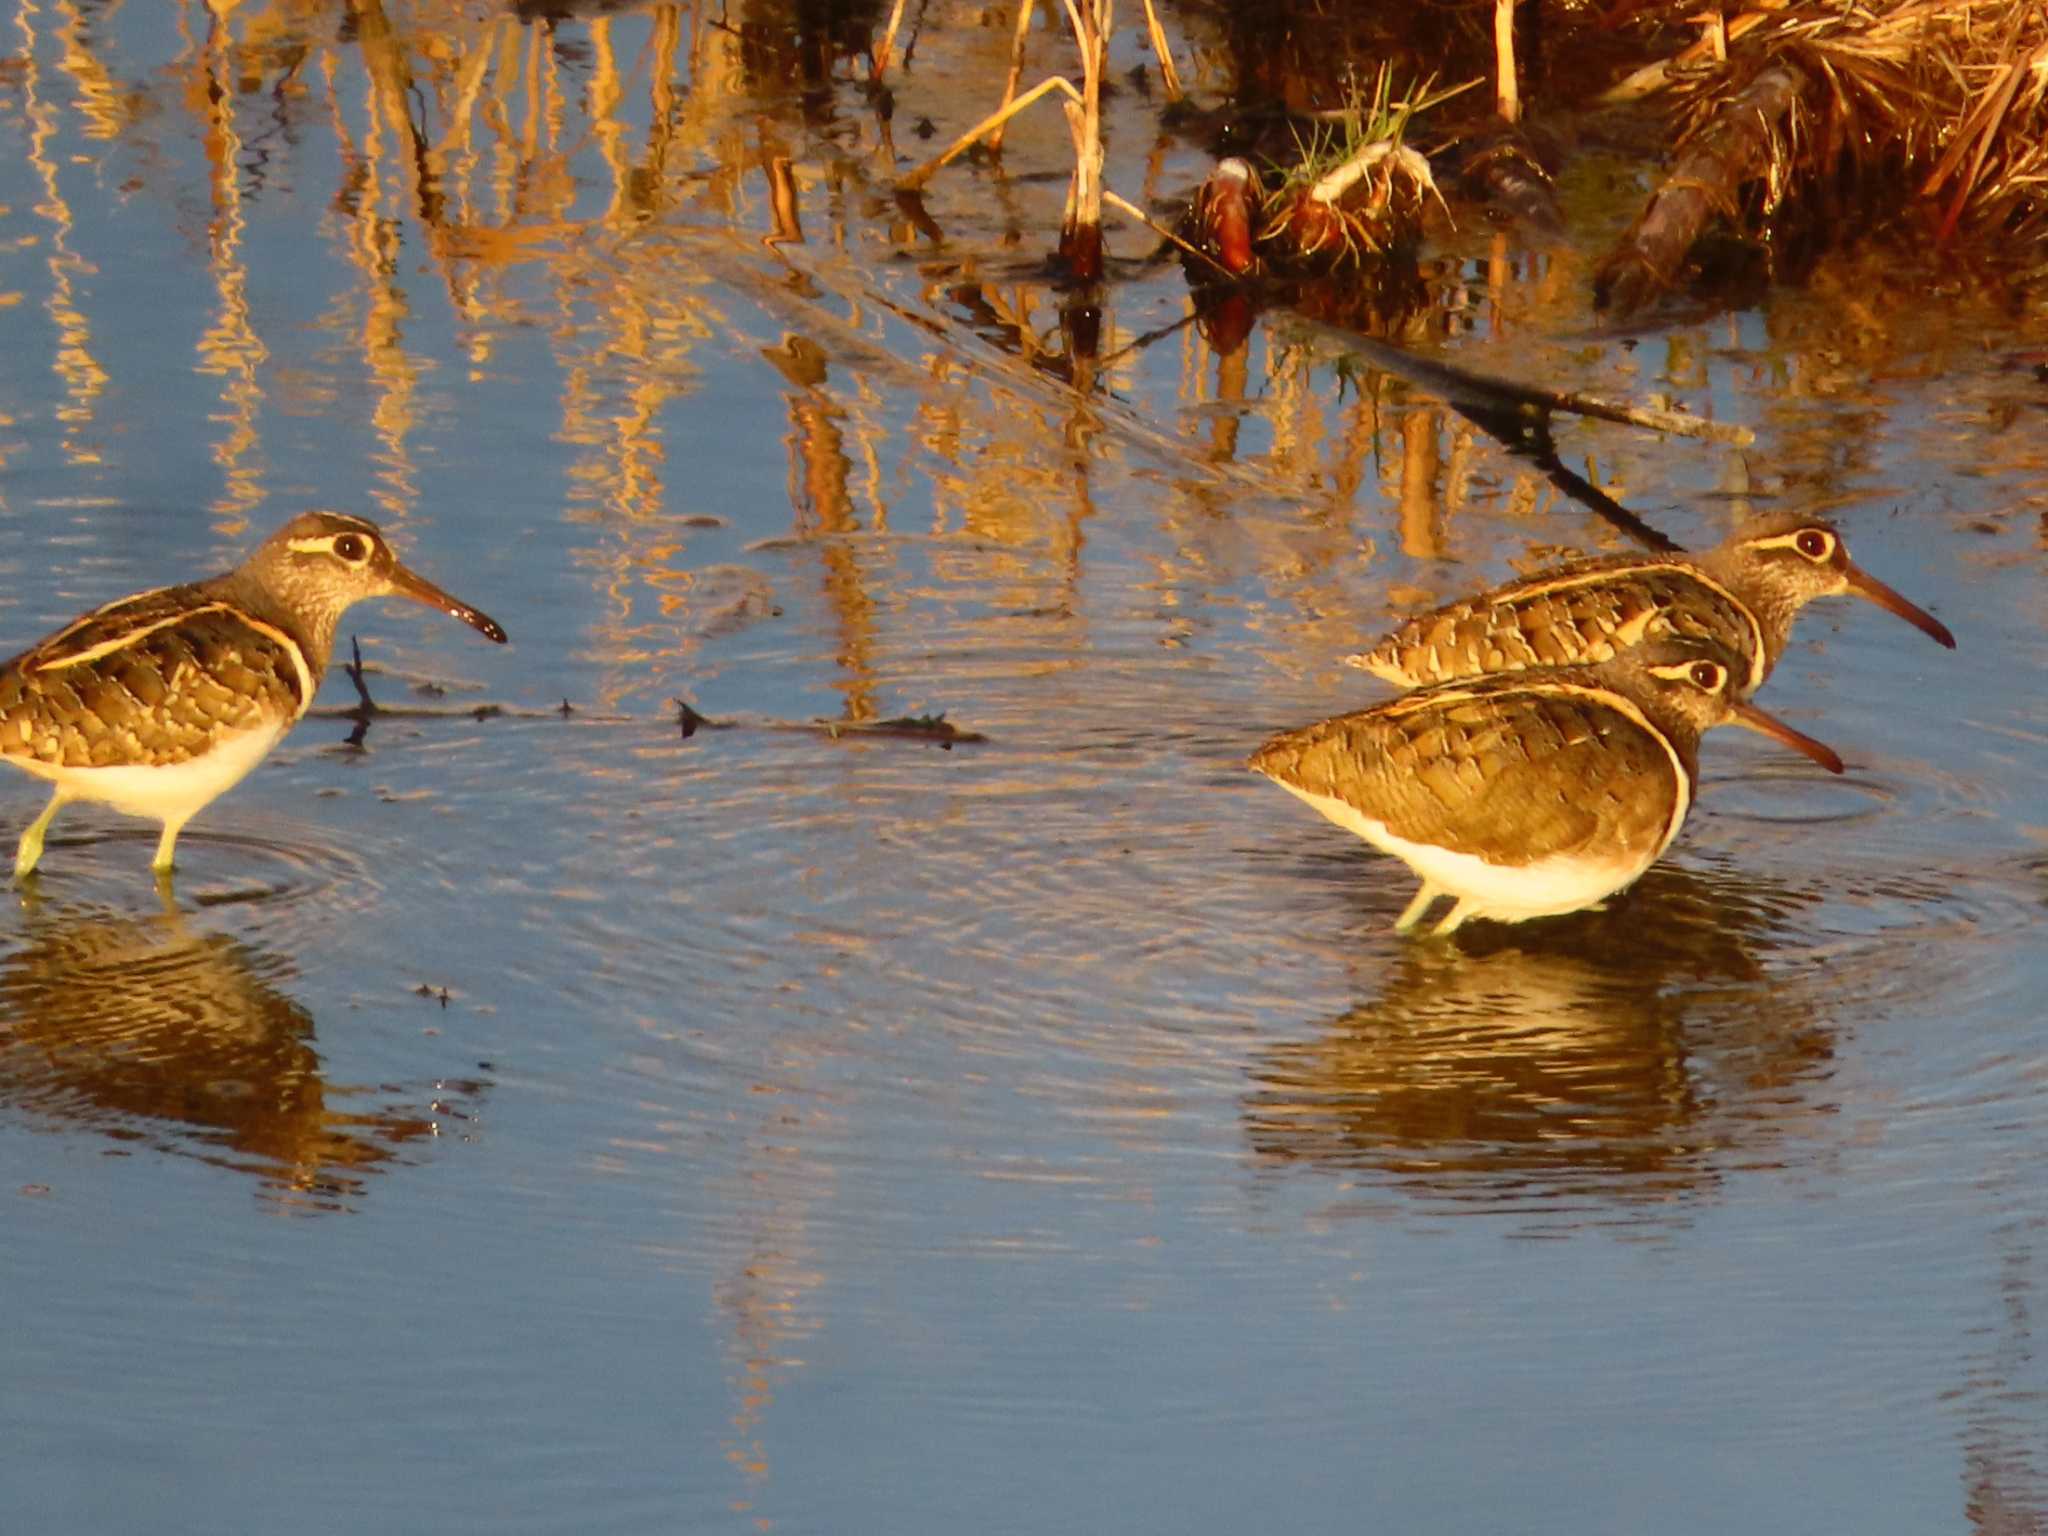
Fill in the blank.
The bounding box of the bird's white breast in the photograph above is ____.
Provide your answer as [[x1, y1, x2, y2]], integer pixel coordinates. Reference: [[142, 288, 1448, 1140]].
[[7, 721, 290, 821], [1274, 783, 1660, 919]]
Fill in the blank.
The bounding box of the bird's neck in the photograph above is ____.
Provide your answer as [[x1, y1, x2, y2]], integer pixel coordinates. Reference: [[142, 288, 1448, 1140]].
[[1695, 549, 1799, 662], [207, 570, 339, 685]]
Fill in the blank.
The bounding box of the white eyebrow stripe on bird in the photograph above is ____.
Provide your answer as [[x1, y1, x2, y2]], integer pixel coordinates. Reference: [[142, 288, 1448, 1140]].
[[1743, 532, 1825, 555], [286, 535, 349, 555]]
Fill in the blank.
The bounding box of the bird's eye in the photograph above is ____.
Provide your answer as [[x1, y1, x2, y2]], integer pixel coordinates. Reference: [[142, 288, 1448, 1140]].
[[1795, 529, 1833, 560], [332, 534, 369, 563], [1690, 661, 1724, 690]]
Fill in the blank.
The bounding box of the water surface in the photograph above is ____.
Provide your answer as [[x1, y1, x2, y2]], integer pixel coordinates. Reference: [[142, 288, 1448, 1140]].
[[3, 4, 2047, 1532]]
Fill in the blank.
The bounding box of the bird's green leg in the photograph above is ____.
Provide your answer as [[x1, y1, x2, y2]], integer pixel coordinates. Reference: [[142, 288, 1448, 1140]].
[[151, 815, 191, 878], [1431, 899, 1477, 937], [14, 789, 71, 882], [1393, 883, 1441, 933]]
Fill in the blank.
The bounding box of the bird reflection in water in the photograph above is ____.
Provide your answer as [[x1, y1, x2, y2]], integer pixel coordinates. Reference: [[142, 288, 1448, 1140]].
[[1244, 859, 1839, 1216], [0, 897, 486, 1210]]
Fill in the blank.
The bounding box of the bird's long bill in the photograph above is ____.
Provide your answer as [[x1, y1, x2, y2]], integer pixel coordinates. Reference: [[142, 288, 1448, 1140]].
[[1843, 564, 1957, 649], [1731, 702, 1845, 774], [389, 563, 509, 644]]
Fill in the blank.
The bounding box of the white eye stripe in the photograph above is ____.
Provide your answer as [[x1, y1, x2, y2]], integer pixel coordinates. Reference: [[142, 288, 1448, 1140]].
[[285, 533, 375, 561], [1648, 660, 1724, 688], [1749, 530, 1836, 559]]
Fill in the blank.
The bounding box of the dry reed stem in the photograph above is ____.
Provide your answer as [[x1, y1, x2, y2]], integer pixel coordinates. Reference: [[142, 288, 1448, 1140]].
[[1920, 33, 2048, 236], [1140, 0, 1183, 102], [1100, 188, 1238, 280], [896, 73, 1082, 192], [1058, 0, 1110, 279], [1494, 0, 1519, 123], [989, 0, 1038, 153], [1609, 0, 2048, 239], [1598, 11, 1773, 105], [872, 0, 909, 81]]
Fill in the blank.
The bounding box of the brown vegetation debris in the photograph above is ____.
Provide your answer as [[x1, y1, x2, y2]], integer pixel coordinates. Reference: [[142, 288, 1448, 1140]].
[[1599, 1, 2048, 308]]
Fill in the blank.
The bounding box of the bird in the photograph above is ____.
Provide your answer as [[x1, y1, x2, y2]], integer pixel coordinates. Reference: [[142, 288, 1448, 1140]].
[[0, 510, 507, 880], [1249, 638, 1843, 937], [1345, 512, 1955, 696]]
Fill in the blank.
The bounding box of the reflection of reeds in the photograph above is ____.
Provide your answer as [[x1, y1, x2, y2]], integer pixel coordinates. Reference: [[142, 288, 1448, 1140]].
[[24, 0, 2002, 720], [19, 0, 108, 467], [195, 9, 268, 532]]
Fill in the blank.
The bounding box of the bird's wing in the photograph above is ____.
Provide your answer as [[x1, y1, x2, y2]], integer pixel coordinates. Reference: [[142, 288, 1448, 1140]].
[[1253, 686, 1681, 864], [0, 596, 313, 768], [1353, 558, 1751, 684]]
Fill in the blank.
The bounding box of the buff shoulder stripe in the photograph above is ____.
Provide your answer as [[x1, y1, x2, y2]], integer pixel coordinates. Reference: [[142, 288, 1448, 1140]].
[[228, 610, 318, 716], [1497, 561, 1764, 692], [29, 602, 240, 674], [29, 603, 317, 718], [26, 585, 174, 659]]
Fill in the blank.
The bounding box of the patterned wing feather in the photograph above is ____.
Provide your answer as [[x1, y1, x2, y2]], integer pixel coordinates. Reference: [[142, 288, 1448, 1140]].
[[0, 590, 311, 768], [1252, 685, 1682, 865], [1354, 559, 1759, 688]]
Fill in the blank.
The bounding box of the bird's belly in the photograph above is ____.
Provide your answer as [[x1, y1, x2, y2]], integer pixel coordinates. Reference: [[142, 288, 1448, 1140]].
[[6, 722, 289, 820], [1280, 784, 1652, 918]]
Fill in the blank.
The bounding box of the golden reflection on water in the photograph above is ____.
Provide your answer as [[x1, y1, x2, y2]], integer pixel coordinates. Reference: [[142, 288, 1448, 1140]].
[[0, 898, 481, 1209], [193, 3, 266, 532], [5, 3, 2047, 1526], [1244, 863, 1837, 1213], [10, 0, 1941, 719], [19, 0, 108, 468]]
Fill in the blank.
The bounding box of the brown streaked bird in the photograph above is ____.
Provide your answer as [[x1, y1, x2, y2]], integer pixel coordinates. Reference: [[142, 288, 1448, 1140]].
[[1250, 639, 1843, 937], [0, 511, 507, 880], [1346, 513, 1955, 697]]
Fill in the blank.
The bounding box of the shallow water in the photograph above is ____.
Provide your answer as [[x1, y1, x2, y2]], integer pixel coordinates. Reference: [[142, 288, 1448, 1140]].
[[4, 3, 2048, 1531]]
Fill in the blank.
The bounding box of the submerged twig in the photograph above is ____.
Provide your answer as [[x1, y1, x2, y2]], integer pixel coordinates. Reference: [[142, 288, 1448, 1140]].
[[675, 700, 987, 748], [313, 655, 986, 751]]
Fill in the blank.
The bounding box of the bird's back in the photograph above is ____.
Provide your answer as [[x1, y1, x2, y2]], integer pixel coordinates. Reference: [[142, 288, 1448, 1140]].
[[1250, 677, 1689, 866], [0, 582, 313, 770], [1350, 556, 1765, 693]]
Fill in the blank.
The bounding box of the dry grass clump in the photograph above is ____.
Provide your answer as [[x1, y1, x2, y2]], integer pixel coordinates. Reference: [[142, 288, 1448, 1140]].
[[1184, 69, 1469, 280], [1599, 0, 2048, 307]]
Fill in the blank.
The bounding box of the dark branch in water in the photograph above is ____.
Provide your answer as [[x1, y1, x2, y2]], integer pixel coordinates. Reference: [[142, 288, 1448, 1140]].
[[320, 641, 987, 749], [1449, 399, 1685, 555], [340, 636, 376, 749], [1317, 327, 1693, 553], [1330, 327, 1751, 447], [320, 639, 621, 743], [674, 699, 986, 748]]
